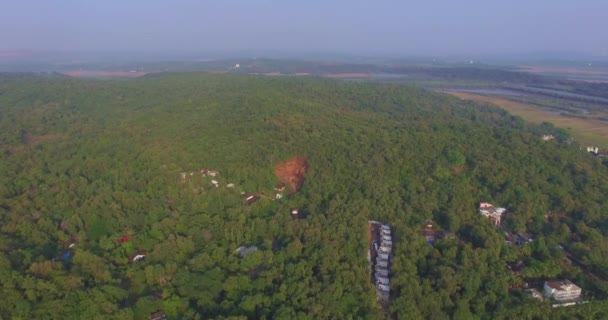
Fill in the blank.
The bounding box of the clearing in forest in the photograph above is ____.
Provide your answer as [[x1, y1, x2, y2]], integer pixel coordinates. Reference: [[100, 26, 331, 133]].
[[274, 156, 308, 192]]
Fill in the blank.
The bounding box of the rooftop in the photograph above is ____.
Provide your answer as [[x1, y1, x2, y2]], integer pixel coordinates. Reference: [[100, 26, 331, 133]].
[[290, 208, 304, 219], [129, 251, 146, 262], [236, 245, 258, 258], [149, 311, 167, 320], [242, 193, 260, 205], [545, 279, 580, 291]]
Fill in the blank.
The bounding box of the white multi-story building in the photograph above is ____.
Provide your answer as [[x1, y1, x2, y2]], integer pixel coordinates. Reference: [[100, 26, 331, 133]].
[[543, 279, 582, 302]]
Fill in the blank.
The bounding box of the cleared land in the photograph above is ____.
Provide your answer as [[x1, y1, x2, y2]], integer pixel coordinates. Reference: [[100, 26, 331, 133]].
[[62, 70, 149, 78], [518, 65, 608, 83], [323, 73, 371, 79], [274, 156, 308, 192], [443, 91, 608, 147]]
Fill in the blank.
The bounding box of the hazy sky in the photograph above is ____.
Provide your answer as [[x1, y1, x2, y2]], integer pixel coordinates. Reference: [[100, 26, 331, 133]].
[[1, 0, 606, 56]]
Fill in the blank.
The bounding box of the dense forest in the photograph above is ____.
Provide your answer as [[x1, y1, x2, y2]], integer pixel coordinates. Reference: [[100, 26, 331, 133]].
[[1, 73, 608, 319]]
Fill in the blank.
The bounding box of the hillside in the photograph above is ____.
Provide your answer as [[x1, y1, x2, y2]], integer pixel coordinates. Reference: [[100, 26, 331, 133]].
[[1, 73, 608, 319]]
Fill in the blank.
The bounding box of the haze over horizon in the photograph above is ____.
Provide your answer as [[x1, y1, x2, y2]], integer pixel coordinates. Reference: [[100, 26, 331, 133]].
[[1, 1, 607, 58]]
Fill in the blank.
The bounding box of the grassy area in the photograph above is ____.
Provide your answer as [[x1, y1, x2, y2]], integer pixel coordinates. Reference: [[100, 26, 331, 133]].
[[442, 91, 608, 147]]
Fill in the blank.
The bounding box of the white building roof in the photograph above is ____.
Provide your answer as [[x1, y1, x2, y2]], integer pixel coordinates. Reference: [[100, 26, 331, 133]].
[[377, 284, 390, 292], [545, 279, 580, 292]]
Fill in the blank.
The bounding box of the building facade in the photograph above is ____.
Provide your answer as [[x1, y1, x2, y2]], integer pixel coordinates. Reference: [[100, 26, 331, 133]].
[[543, 280, 582, 302]]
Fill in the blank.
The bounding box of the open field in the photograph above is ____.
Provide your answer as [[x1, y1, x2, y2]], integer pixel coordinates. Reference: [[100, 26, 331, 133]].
[[62, 69, 149, 78], [517, 65, 608, 83], [323, 72, 371, 79], [442, 91, 608, 147]]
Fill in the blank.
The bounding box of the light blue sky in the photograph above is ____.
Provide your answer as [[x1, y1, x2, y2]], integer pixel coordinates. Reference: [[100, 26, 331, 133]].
[[1, 0, 606, 56]]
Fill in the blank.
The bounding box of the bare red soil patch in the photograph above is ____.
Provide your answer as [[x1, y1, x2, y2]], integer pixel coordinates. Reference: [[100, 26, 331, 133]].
[[274, 156, 308, 192]]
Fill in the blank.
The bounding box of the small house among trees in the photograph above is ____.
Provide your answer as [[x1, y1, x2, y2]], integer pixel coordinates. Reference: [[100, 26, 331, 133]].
[[542, 134, 555, 141], [421, 220, 437, 244], [516, 232, 534, 245], [129, 252, 146, 262], [235, 246, 258, 258], [149, 311, 167, 320], [524, 288, 544, 301], [478, 202, 506, 225], [64, 238, 78, 249], [242, 193, 260, 205], [290, 208, 304, 220]]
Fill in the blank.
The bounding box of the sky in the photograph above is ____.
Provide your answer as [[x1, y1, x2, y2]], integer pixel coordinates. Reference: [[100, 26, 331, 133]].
[[1, 0, 607, 57]]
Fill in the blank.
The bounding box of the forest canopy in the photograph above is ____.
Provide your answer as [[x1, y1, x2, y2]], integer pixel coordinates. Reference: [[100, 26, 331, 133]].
[[1, 73, 608, 319]]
